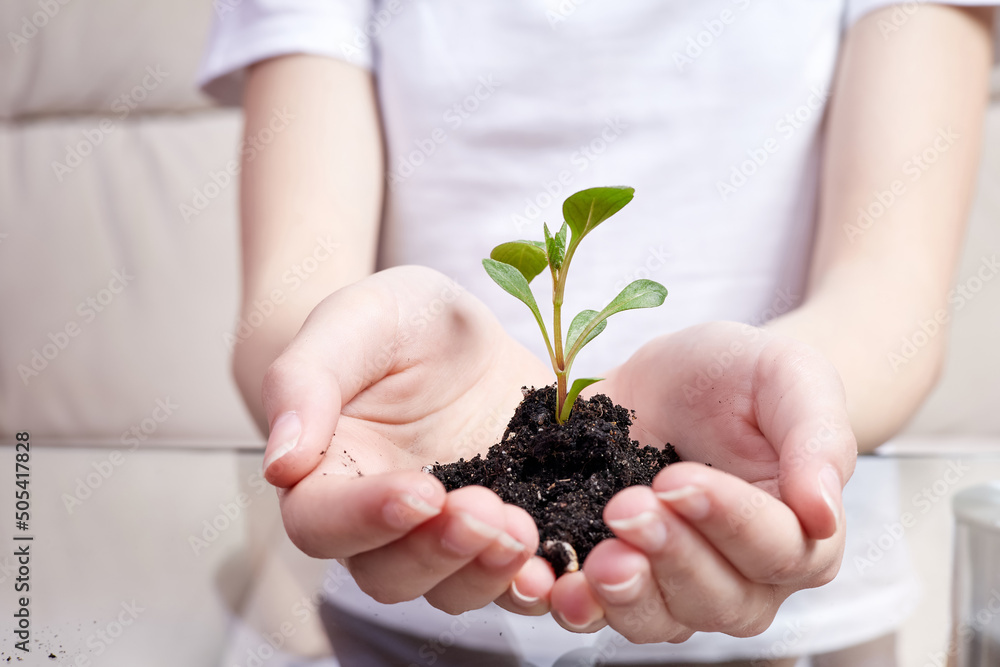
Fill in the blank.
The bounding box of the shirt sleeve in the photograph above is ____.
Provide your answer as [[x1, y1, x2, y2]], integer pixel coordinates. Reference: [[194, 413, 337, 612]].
[[197, 0, 375, 105]]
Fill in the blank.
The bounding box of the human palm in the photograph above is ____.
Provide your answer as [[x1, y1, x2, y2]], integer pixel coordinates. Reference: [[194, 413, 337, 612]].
[[605, 321, 852, 505], [261, 266, 553, 612], [547, 322, 857, 640]]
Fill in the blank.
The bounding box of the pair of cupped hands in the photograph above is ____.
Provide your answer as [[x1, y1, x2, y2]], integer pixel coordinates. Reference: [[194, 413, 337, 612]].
[[258, 266, 856, 643]]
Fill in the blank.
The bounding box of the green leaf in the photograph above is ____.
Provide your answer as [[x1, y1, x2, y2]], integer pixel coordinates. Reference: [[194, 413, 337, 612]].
[[563, 186, 635, 245], [543, 223, 565, 271], [490, 241, 548, 283], [482, 257, 552, 346], [565, 309, 607, 357], [599, 279, 667, 317], [482, 258, 542, 313], [556, 222, 568, 254], [559, 377, 604, 423], [566, 280, 667, 360]]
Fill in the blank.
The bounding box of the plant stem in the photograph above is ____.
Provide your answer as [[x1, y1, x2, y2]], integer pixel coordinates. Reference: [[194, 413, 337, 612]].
[[553, 294, 564, 368], [552, 241, 578, 423], [556, 371, 567, 421], [552, 269, 566, 421]]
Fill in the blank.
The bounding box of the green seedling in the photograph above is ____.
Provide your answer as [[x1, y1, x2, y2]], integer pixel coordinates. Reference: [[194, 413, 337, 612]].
[[483, 186, 667, 424]]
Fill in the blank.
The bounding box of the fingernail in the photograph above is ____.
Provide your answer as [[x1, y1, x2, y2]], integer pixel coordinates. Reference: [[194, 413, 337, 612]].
[[819, 465, 842, 525], [509, 580, 539, 607], [263, 412, 301, 475], [479, 532, 527, 569], [656, 485, 710, 521], [555, 610, 603, 632], [383, 492, 441, 530], [606, 511, 668, 551], [441, 512, 501, 557], [596, 571, 643, 605]]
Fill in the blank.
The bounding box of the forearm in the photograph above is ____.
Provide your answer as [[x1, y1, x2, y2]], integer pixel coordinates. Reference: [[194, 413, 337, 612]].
[[236, 55, 384, 429], [767, 5, 993, 451]]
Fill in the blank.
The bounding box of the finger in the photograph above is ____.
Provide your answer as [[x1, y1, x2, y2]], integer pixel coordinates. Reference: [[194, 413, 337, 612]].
[[650, 464, 843, 588], [604, 484, 779, 636], [280, 468, 445, 558], [494, 556, 556, 616], [549, 571, 607, 633], [261, 283, 400, 487], [582, 539, 693, 644], [424, 504, 539, 614], [754, 338, 858, 539], [346, 486, 514, 605]]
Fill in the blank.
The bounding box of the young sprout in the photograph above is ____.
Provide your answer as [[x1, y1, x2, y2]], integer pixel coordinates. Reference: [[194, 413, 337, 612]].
[[483, 186, 667, 423]]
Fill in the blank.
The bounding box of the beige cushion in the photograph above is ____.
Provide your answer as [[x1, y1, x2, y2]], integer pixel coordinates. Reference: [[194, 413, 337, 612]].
[[0, 0, 217, 119], [0, 111, 259, 446]]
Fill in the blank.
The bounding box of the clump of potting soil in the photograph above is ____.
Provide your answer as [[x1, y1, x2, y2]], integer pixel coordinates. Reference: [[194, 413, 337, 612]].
[[431, 384, 679, 575]]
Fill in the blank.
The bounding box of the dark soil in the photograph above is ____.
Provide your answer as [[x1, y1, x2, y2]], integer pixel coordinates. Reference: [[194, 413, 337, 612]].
[[430, 385, 679, 576]]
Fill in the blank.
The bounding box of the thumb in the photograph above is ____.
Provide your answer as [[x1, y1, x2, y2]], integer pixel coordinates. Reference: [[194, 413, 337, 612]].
[[777, 414, 856, 540], [260, 285, 399, 487], [756, 339, 858, 540]]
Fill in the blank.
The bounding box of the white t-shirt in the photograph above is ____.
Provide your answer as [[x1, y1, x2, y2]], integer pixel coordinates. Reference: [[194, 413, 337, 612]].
[[199, 0, 992, 661]]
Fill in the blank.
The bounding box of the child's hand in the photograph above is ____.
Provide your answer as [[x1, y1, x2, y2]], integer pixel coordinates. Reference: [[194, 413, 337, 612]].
[[548, 322, 857, 641], [259, 265, 557, 615]]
